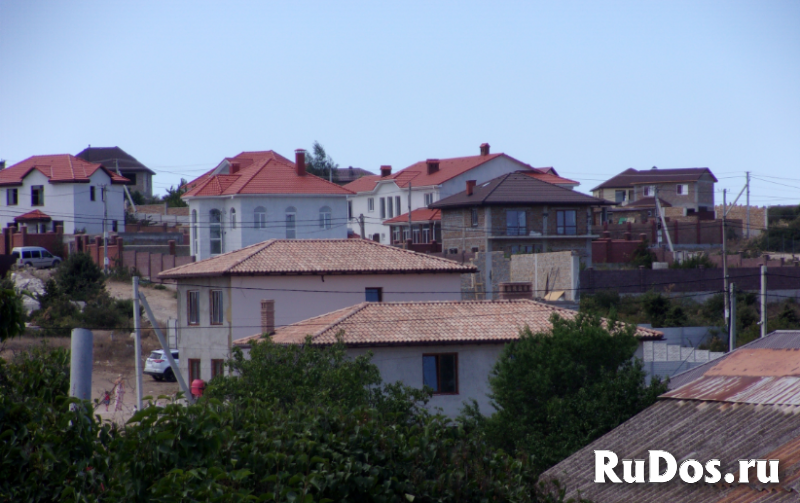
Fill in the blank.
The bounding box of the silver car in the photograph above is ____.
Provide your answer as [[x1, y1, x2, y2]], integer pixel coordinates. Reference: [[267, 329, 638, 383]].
[[11, 246, 62, 269]]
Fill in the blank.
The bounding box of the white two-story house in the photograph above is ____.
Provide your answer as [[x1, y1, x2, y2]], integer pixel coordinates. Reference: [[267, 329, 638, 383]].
[[0, 154, 128, 235], [344, 144, 578, 244], [182, 149, 353, 261]]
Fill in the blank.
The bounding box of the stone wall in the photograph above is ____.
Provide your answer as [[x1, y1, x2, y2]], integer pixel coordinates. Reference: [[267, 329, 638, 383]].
[[510, 251, 579, 300]]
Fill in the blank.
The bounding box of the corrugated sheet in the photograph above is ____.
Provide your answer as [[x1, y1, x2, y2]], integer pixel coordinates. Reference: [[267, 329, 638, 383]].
[[664, 376, 800, 405]]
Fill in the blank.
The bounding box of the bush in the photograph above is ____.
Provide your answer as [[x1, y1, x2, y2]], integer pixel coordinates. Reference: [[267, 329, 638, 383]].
[[54, 252, 104, 301], [670, 253, 715, 269], [629, 240, 653, 268]]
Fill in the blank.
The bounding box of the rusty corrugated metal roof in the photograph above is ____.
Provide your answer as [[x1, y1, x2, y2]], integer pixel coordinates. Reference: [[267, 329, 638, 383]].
[[663, 376, 800, 405]]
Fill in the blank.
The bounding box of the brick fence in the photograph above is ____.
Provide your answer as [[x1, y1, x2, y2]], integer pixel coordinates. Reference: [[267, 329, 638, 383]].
[[592, 219, 741, 246], [72, 233, 194, 280], [1, 226, 66, 257]]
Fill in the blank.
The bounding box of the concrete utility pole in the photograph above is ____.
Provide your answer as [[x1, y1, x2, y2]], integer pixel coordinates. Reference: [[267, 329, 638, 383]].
[[358, 214, 365, 239], [654, 187, 674, 253], [132, 277, 144, 411], [69, 328, 93, 403], [729, 282, 737, 352], [722, 189, 729, 337], [760, 264, 767, 338], [102, 184, 109, 275], [746, 171, 751, 239], [407, 181, 413, 247]]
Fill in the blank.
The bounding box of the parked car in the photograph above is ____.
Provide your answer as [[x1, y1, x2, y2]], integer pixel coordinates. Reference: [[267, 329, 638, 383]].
[[144, 349, 179, 382], [10, 246, 62, 269]]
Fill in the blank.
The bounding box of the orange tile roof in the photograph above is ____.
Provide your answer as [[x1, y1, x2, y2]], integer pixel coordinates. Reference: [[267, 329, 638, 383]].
[[342, 174, 382, 193], [383, 208, 441, 225], [182, 150, 352, 197], [234, 299, 663, 347], [0, 154, 129, 186], [14, 209, 52, 222], [158, 239, 476, 278]]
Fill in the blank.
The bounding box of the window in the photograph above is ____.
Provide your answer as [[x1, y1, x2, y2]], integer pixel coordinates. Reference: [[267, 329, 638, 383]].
[[31, 185, 44, 206], [422, 354, 458, 394], [392, 226, 401, 243], [412, 226, 420, 243], [122, 172, 137, 185], [387, 197, 393, 218], [348, 200, 353, 220], [424, 193, 433, 206], [90, 186, 96, 201], [365, 287, 382, 302], [614, 190, 626, 203], [230, 208, 236, 229], [643, 185, 655, 197], [209, 209, 222, 255], [395, 196, 402, 216], [187, 290, 199, 325], [471, 208, 478, 227], [101, 186, 105, 201], [557, 210, 577, 235], [380, 198, 386, 219], [285, 207, 297, 239], [112, 220, 118, 232], [6, 188, 18, 206], [42, 250, 53, 258], [368, 198, 375, 212], [422, 225, 430, 243], [30, 250, 41, 258], [211, 359, 224, 378], [210, 290, 224, 325], [189, 359, 201, 382], [191, 210, 198, 255], [319, 206, 332, 229], [254, 206, 266, 229], [506, 210, 526, 236], [676, 184, 689, 195]]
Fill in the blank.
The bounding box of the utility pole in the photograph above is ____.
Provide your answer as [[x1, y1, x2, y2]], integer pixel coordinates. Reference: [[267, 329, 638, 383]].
[[407, 181, 413, 248], [132, 277, 144, 411], [654, 187, 663, 249], [745, 171, 751, 239], [722, 189, 729, 338], [760, 264, 767, 338], [358, 214, 365, 239], [654, 187, 674, 253], [102, 184, 109, 275], [729, 282, 736, 351]]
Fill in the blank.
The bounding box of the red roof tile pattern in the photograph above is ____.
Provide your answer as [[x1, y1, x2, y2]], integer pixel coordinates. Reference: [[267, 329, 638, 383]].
[[234, 299, 663, 347], [342, 174, 382, 193], [182, 151, 352, 197], [158, 239, 476, 278], [591, 167, 718, 191], [0, 154, 129, 186], [14, 209, 51, 222], [383, 208, 441, 225]]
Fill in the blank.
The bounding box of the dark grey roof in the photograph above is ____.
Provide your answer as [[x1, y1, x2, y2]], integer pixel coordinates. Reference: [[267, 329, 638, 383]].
[[429, 171, 611, 209], [668, 330, 800, 390], [335, 166, 374, 184], [75, 147, 155, 175], [591, 167, 718, 192]]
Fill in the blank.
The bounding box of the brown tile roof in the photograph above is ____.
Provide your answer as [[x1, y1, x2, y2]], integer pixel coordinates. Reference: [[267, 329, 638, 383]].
[[14, 209, 52, 222], [233, 299, 663, 347], [591, 167, 718, 191], [383, 208, 441, 225], [75, 146, 155, 175], [158, 239, 476, 278], [430, 172, 611, 209], [0, 154, 129, 186]]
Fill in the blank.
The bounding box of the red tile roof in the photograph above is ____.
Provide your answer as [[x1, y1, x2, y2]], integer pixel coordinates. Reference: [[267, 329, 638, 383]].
[[342, 174, 382, 193], [524, 171, 579, 186], [383, 208, 441, 225], [14, 209, 51, 222], [234, 299, 663, 347], [182, 151, 352, 197], [0, 154, 129, 186], [158, 239, 476, 278]]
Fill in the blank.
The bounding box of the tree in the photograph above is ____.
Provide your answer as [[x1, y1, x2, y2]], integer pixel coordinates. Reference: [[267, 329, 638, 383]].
[[53, 252, 105, 301], [0, 285, 25, 342], [162, 178, 188, 207], [476, 313, 667, 472], [629, 239, 654, 268], [305, 141, 339, 182]]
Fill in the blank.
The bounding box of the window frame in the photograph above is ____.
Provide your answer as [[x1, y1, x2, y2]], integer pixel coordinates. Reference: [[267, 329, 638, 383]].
[[505, 210, 527, 236], [188, 359, 201, 382], [211, 359, 224, 379], [254, 206, 266, 229], [191, 210, 198, 255], [230, 208, 236, 229], [285, 207, 297, 239], [368, 198, 375, 212], [365, 287, 383, 302], [471, 208, 478, 227], [209, 289, 224, 325], [387, 197, 393, 219], [556, 209, 578, 235], [90, 186, 96, 201], [614, 190, 626, 203], [422, 353, 459, 395], [348, 200, 353, 220], [676, 184, 689, 195], [319, 206, 332, 229], [31, 185, 44, 206], [187, 290, 199, 325], [424, 193, 433, 206], [6, 188, 18, 206], [395, 196, 402, 215], [209, 209, 222, 255], [380, 198, 386, 219]]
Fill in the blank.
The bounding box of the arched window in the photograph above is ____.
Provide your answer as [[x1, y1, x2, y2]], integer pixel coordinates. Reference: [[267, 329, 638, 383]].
[[191, 210, 198, 255], [209, 209, 222, 254], [230, 208, 236, 229], [254, 206, 266, 229], [319, 206, 332, 230], [285, 206, 297, 239]]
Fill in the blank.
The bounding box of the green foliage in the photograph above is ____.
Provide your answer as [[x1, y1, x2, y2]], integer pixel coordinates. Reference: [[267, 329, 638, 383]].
[[0, 288, 25, 342], [305, 141, 339, 182], [163, 178, 188, 207], [476, 313, 667, 472], [629, 240, 653, 268], [670, 253, 715, 269], [640, 291, 688, 328], [130, 190, 147, 205], [757, 206, 800, 252], [54, 252, 105, 301]]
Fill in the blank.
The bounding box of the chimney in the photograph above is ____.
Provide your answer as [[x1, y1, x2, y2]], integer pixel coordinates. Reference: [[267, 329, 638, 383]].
[[261, 299, 275, 335], [380, 165, 392, 177], [480, 143, 490, 156], [229, 162, 241, 174], [295, 149, 306, 176], [497, 282, 533, 300], [426, 159, 440, 175], [466, 180, 477, 196]]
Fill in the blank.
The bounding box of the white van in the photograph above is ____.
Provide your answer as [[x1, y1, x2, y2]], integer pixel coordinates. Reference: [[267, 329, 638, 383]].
[[10, 247, 62, 269]]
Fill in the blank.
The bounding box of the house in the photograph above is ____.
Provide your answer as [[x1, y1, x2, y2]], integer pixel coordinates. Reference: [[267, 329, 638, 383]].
[[334, 166, 374, 185], [542, 330, 800, 502], [344, 143, 573, 244], [524, 167, 580, 189], [233, 298, 662, 417], [157, 238, 476, 383], [429, 172, 611, 265], [591, 167, 718, 222], [383, 208, 442, 251], [0, 154, 128, 235], [75, 146, 156, 198], [181, 149, 353, 261]]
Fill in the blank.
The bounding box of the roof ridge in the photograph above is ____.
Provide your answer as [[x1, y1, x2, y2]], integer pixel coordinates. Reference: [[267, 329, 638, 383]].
[[314, 302, 373, 341], [223, 240, 277, 272], [359, 239, 472, 266], [480, 172, 514, 202]]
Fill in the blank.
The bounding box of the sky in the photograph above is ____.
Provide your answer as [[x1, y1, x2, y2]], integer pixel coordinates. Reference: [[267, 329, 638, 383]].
[[1, 0, 798, 206]]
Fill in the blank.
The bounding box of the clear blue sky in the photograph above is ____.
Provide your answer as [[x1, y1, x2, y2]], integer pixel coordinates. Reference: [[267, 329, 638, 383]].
[[1, 1, 798, 206]]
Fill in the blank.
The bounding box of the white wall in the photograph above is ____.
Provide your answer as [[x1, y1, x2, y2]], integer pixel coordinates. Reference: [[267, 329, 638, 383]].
[[0, 169, 124, 234], [349, 343, 505, 418], [188, 194, 349, 260], [175, 272, 463, 381]]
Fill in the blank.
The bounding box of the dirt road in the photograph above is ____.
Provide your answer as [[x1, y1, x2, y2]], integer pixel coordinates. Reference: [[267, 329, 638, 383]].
[[106, 279, 178, 326]]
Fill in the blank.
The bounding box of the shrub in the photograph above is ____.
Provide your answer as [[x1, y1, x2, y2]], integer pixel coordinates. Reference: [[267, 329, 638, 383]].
[[629, 240, 654, 268], [54, 252, 104, 301], [670, 253, 715, 269]]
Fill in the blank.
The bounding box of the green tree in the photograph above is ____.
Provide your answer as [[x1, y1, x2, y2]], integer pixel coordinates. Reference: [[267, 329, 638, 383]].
[[0, 287, 25, 342], [53, 252, 105, 301], [305, 141, 339, 182], [476, 313, 667, 472], [162, 178, 188, 207], [629, 240, 654, 268]]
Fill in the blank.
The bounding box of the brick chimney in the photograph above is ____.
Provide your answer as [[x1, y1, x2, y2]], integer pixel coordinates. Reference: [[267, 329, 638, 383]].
[[295, 149, 306, 176], [497, 282, 533, 300], [480, 143, 490, 156], [261, 299, 275, 335], [426, 159, 439, 175], [229, 162, 241, 174], [380, 165, 392, 177], [466, 180, 477, 196]]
